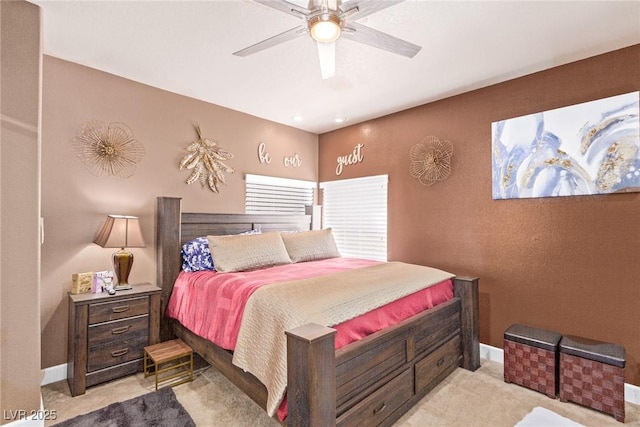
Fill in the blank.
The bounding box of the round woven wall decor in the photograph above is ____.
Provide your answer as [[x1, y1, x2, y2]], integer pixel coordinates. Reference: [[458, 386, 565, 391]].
[[409, 136, 453, 186], [72, 121, 145, 178]]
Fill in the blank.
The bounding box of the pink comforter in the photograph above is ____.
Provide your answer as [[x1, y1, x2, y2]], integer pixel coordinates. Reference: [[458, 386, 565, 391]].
[[166, 257, 453, 350]]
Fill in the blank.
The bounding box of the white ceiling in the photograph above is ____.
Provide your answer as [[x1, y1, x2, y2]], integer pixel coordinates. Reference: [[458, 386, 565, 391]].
[[30, 0, 640, 134]]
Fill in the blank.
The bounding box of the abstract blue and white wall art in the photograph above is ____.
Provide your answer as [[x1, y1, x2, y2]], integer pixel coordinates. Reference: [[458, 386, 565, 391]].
[[492, 91, 640, 199]]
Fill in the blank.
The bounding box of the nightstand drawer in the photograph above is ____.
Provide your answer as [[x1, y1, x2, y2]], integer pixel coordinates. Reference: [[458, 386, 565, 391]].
[[87, 334, 148, 372], [88, 315, 149, 349], [89, 296, 149, 324]]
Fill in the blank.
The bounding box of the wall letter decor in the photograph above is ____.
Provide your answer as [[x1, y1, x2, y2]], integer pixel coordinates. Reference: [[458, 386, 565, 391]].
[[179, 124, 235, 193], [284, 153, 302, 168], [492, 91, 639, 199], [258, 142, 271, 164], [336, 143, 364, 175]]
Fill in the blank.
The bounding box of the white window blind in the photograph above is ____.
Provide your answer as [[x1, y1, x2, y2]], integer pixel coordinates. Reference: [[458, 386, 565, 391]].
[[320, 174, 388, 261], [245, 174, 315, 214]]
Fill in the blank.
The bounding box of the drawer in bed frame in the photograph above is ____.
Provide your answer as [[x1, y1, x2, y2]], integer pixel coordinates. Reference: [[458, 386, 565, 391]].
[[336, 332, 461, 427], [415, 334, 462, 394], [334, 299, 462, 427], [337, 368, 413, 427]]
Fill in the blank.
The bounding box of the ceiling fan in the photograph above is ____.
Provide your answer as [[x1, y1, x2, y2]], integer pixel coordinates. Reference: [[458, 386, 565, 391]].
[[233, 0, 421, 79]]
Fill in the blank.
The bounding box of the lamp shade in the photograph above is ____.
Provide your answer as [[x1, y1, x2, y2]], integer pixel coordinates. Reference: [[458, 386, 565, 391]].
[[93, 215, 145, 249]]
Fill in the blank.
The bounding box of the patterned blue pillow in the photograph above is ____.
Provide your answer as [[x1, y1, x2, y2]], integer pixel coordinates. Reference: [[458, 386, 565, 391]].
[[181, 237, 214, 272]]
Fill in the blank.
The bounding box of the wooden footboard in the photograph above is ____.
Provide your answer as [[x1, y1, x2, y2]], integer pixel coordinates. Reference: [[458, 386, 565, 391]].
[[156, 197, 479, 427], [286, 277, 479, 427]]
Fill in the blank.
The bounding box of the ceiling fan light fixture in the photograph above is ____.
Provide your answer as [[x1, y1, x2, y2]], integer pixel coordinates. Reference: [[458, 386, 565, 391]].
[[309, 14, 342, 43]]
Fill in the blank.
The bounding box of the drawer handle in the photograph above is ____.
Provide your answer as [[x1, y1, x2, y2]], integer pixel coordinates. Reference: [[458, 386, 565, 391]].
[[111, 326, 131, 335], [111, 305, 130, 313], [373, 403, 386, 415], [111, 348, 129, 357], [437, 356, 445, 367]]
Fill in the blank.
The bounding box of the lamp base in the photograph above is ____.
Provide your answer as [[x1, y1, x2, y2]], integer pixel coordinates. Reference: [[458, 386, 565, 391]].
[[113, 249, 135, 291]]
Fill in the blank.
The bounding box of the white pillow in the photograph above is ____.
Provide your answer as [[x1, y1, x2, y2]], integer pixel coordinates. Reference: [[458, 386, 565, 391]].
[[207, 231, 291, 273], [280, 228, 341, 263]]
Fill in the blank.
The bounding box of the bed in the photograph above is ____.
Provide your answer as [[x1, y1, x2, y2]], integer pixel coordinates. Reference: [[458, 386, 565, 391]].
[[156, 196, 479, 427]]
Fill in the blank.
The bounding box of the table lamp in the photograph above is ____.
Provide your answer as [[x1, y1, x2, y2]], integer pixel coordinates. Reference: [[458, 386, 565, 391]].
[[93, 215, 145, 290]]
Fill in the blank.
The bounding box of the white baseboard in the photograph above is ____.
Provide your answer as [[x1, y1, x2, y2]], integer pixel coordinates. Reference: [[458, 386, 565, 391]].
[[480, 342, 505, 363], [41, 346, 640, 406], [480, 343, 640, 406], [3, 419, 43, 427], [2, 396, 45, 427], [41, 363, 66, 386]]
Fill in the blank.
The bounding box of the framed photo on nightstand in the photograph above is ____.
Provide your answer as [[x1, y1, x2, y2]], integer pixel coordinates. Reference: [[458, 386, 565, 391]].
[[93, 270, 115, 293]]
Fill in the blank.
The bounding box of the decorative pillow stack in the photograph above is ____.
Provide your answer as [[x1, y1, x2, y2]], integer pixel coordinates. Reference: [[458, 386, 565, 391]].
[[180, 230, 259, 272], [280, 228, 341, 263], [181, 228, 342, 273]]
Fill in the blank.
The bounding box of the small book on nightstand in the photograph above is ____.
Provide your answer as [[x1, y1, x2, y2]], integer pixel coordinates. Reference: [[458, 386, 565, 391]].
[[71, 272, 93, 294]]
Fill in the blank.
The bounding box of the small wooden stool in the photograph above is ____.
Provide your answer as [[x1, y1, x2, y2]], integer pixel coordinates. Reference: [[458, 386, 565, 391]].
[[144, 339, 194, 390]]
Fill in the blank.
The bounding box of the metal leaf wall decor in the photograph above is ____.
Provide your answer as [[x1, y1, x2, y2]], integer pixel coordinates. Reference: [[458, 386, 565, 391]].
[[179, 124, 235, 193], [72, 121, 145, 178], [409, 136, 453, 186]]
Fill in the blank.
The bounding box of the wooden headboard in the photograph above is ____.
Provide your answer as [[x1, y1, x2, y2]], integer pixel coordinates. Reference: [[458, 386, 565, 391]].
[[155, 196, 312, 340]]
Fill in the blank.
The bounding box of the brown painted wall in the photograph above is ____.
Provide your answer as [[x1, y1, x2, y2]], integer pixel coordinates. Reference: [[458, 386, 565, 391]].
[[40, 57, 318, 369], [318, 45, 640, 385], [0, 0, 43, 422]]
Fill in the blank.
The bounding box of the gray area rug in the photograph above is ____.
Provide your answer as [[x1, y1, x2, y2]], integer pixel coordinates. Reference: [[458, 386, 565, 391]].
[[52, 387, 195, 427]]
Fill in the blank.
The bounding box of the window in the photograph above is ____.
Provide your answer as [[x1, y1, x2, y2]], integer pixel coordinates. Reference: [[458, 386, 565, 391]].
[[320, 174, 388, 261], [245, 174, 315, 214]]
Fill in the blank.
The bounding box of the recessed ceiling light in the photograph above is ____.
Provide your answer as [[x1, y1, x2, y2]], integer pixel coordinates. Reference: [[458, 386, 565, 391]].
[[292, 114, 304, 122], [333, 116, 347, 123]]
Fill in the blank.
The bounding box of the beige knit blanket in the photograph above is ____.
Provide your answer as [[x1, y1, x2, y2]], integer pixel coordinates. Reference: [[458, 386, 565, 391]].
[[231, 261, 454, 416]]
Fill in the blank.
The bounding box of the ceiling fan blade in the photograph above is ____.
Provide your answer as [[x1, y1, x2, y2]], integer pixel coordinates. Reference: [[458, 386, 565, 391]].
[[341, 21, 421, 58], [253, 0, 311, 18], [233, 25, 308, 57], [339, 0, 405, 21], [316, 41, 336, 79]]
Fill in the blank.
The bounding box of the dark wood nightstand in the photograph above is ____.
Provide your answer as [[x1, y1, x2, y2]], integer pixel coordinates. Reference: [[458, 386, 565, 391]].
[[67, 283, 161, 396]]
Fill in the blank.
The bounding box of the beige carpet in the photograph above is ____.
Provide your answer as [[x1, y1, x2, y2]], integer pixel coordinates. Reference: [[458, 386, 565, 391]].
[[42, 359, 639, 426]]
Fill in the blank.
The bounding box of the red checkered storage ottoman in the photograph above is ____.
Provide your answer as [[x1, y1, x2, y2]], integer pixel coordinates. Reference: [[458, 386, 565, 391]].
[[559, 335, 625, 423], [504, 324, 562, 398]]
